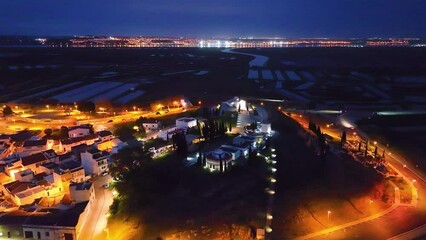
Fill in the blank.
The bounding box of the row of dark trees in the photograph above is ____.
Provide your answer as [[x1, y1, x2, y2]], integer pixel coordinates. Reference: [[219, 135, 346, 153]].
[[199, 119, 231, 141], [172, 132, 188, 157], [201, 106, 223, 119], [308, 120, 328, 170], [357, 140, 385, 158]]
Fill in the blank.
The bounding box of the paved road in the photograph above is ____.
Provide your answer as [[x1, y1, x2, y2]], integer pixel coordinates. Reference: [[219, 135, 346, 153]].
[[78, 175, 113, 240], [0, 106, 191, 134]]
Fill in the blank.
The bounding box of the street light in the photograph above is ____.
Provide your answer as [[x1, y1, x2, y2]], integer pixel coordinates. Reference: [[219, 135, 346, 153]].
[[327, 211, 331, 221], [46, 105, 49, 110], [265, 226, 272, 233], [278, 106, 282, 110], [369, 200, 373, 205]]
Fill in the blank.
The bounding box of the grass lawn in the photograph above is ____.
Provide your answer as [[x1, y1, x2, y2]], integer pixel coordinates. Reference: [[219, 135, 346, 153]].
[[267, 109, 392, 239], [390, 177, 412, 204]]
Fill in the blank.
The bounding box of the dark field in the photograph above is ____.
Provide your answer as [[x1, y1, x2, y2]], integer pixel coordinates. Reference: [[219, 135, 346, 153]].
[[1, 47, 425, 108]]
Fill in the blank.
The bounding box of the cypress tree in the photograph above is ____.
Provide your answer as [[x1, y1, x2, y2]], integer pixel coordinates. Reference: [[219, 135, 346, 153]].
[[203, 153, 207, 167], [340, 131, 347, 147]]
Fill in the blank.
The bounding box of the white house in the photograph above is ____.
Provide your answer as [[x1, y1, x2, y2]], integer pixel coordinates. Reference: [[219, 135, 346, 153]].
[[1, 180, 47, 206], [80, 147, 109, 176], [70, 181, 95, 204], [97, 130, 113, 142], [68, 125, 92, 138], [176, 117, 197, 129], [20, 150, 58, 175], [260, 122, 272, 134], [60, 134, 98, 153], [157, 126, 183, 141], [14, 169, 34, 183], [220, 146, 245, 160], [55, 160, 86, 184], [0, 200, 92, 239], [205, 150, 233, 172], [20, 139, 54, 157], [141, 119, 161, 131]]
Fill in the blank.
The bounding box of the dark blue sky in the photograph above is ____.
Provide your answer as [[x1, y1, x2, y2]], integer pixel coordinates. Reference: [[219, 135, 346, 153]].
[[1, 0, 425, 37]]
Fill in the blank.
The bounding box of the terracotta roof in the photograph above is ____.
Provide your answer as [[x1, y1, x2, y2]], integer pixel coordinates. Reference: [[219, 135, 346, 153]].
[[4, 180, 36, 195], [97, 130, 112, 138], [0, 201, 89, 227], [68, 125, 92, 131], [21, 150, 56, 166], [61, 134, 98, 145], [23, 139, 47, 147], [33, 172, 48, 181], [21, 153, 47, 166]]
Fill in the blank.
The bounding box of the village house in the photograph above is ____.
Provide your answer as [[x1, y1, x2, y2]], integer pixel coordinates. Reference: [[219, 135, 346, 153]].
[[1, 180, 47, 206], [68, 125, 92, 139], [80, 147, 109, 176], [59, 134, 98, 153], [20, 150, 58, 175], [0, 200, 91, 240], [140, 119, 161, 131], [176, 117, 197, 129], [205, 149, 233, 172], [95, 131, 122, 151], [20, 139, 54, 157], [55, 160, 86, 185], [96, 130, 113, 142], [157, 126, 183, 141], [70, 181, 95, 204]]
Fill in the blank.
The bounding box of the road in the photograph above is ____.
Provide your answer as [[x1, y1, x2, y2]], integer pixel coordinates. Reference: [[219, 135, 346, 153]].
[[0, 106, 193, 134], [78, 175, 113, 240], [285, 110, 426, 239]]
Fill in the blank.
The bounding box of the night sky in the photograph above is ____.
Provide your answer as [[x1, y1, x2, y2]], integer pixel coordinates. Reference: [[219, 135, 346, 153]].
[[1, 0, 425, 37]]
